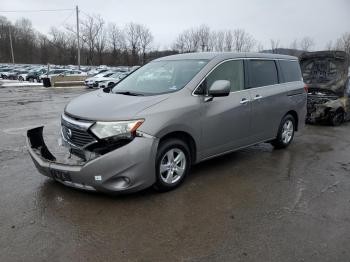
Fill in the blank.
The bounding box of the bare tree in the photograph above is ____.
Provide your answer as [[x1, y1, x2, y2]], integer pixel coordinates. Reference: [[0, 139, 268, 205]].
[[299, 37, 314, 51], [207, 31, 217, 52], [108, 23, 125, 51], [138, 24, 153, 64], [197, 24, 210, 52], [215, 31, 225, 52], [80, 14, 104, 65], [94, 16, 106, 65], [270, 39, 280, 53], [290, 39, 298, 50], [256, 42, 264, 52], [124, 22, 141, 64], [325, 40, 333, 50], [173, 33, 186, 53], [224, 30, 233, 51], [335, 32, 350, 56], [233, 29, 255, 52], [50, 27, 69, 64]]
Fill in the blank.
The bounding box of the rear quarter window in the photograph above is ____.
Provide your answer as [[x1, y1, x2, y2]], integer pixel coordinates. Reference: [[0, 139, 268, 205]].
[[279, 60, 302, 83], [248, 60, 278, 88]]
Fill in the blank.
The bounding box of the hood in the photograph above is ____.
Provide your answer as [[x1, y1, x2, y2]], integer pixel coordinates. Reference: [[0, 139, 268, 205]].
[[64, 89, 169, 121], [300, 51, 349, 95]]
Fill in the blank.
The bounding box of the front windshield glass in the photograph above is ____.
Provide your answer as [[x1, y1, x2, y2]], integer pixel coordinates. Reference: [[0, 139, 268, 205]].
[[112, 59, 208, 95]]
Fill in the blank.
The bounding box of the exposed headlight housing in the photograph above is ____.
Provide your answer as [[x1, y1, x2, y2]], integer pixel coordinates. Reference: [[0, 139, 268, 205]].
[[90, 119, 144, 140]]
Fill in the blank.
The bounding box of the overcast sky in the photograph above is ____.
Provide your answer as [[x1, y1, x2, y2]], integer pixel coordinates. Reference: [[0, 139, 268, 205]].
[[1, 0, 349, 50]]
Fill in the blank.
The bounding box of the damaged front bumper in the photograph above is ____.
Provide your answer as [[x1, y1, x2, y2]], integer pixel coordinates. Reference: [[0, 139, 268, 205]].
[[27, 126, 158, 194]]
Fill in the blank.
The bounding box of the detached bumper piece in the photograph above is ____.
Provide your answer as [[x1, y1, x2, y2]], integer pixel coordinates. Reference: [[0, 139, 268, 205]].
[[27, 126, 96, 191]]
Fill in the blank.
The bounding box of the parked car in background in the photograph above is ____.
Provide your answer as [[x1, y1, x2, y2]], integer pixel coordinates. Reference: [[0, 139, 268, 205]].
[[301, 51, 350, 126], [62, 70, 88, 77], [84, 71, 117, 88], [87, 68, 109, 76], [39, 69, 68, 81], [17, 69, 33, 81], [26, 68, 47, 82], [6, 69, 23, 80], [27, 52, 307, 194], [97, 72, 130, 88], [0, 68, 14, 79]]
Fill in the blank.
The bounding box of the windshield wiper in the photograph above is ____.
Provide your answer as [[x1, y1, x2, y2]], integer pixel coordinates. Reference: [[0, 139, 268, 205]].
[[114, 91, 144, 96]]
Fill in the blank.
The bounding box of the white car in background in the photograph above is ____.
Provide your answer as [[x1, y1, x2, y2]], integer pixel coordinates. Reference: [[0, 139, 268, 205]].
[[98, 72, 130, 88], [62, 70, 88, 77], [85, 71, 118, 88]]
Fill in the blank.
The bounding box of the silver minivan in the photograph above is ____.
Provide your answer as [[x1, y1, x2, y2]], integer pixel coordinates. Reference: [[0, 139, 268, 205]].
[[27, 52, 307, 193]]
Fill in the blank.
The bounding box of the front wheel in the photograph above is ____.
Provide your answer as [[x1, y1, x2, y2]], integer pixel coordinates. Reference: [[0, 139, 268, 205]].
[[154, 139, 191, 192], [271, 114, 295, 149]]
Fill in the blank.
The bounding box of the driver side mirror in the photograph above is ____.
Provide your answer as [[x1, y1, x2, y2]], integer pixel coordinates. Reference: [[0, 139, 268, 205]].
[[207, 80, 231, 98]]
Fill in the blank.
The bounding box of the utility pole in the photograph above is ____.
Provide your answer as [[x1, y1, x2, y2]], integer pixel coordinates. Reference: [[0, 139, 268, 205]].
[[76, 5, 81, 69], [8, 27, 15, 64]]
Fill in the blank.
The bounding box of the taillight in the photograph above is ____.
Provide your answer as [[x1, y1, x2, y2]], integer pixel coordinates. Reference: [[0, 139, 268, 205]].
[[304, 84, 308, 93]]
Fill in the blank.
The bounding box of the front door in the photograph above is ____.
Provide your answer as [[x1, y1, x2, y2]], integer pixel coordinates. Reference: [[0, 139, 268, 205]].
[[199, 60, 253, 159]]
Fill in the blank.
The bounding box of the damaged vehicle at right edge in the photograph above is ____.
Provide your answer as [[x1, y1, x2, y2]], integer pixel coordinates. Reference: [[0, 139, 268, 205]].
[[301, 51, 350, 126]]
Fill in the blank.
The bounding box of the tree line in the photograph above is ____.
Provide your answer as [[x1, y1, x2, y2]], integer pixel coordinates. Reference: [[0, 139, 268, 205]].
[[0, 15, 349, 66], [0, 15, 161, 66]]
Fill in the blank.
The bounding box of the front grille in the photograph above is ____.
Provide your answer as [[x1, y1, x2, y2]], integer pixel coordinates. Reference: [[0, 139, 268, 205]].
[[61, 125, 96, 148]]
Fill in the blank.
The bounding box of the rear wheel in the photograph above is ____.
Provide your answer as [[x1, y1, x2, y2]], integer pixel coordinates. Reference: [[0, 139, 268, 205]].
[[18, 76, 24, 81], [330, 109, 344, 126], [154, 138, 191, 192], [271, 114, 295, 149]]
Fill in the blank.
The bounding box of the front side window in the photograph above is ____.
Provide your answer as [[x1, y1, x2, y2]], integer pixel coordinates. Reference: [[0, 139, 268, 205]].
[[195, 60, 244, 94], [112, 60, 208, 96], [249, 60, 278, 88]]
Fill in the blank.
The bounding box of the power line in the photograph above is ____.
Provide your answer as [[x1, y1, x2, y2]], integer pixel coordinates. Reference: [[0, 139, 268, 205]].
[[58, 9, 75, 28], [0, 8, 73, 13]]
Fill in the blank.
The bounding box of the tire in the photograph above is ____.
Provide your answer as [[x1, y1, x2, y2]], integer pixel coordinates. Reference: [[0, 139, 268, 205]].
[[330, 109, 344, 126], [271, 114, 296, 149], [18, 76, 24, 81], [154, 138, 191, 192], [107, 82, 115, 88]]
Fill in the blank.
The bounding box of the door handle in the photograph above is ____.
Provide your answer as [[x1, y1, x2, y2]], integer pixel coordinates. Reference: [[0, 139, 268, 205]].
[[240, 98, 250, 105], [253, 95, 263, 101]]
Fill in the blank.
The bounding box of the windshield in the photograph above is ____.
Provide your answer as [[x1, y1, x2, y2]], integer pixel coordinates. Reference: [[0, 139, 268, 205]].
[[112, 59, 208, 95]]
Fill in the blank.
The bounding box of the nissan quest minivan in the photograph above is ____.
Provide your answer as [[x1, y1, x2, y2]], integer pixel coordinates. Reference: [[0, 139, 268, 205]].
[[27, 52, 307, 193]]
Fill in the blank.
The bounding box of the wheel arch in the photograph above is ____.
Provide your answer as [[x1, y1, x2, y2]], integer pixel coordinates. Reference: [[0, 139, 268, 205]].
[[285, 110, 299, 131], [158, 131, 197, 164]]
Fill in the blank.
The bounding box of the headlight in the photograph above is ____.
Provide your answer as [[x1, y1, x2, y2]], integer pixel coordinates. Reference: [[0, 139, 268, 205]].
[[90, 119, 144, 140]]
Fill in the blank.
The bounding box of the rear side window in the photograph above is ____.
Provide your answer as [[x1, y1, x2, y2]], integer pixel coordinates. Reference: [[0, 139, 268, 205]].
[[279, 60, 302, 82], [248, 60, 278, 88]]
